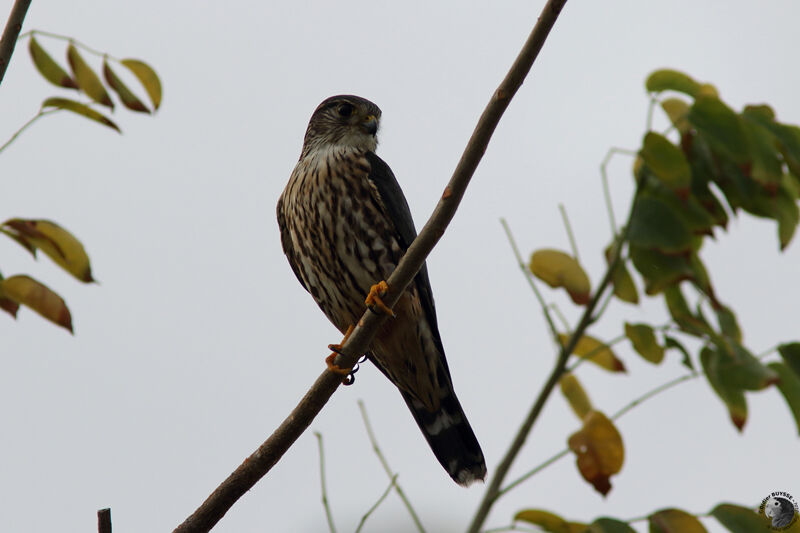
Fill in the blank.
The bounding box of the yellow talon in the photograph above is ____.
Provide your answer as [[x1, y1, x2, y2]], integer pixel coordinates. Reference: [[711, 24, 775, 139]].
[[327, 324, 355, 377], [365, 280, 395, 317]]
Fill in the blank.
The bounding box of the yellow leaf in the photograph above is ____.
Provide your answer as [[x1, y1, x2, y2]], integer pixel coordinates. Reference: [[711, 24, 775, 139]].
[[28, 37, 78, 89], [121, 59, 162, 110], [514, 509, 587, 533], [529, 249, 591, 305], [567, 410, 624, 496], [558, 333, 626, 373], [649, 509, 708, 533], [0, 275, 73, 332], [41, 97, 120, 132], [559, 373, 593, 420], [67, 44, 113, 108], [103, 59, 150, 113], [1, 219, 94, 282], [604, 244, 639, 304]]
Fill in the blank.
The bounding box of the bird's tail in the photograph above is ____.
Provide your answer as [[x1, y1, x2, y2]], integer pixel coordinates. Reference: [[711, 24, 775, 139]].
[[400, 384, 486, 486]]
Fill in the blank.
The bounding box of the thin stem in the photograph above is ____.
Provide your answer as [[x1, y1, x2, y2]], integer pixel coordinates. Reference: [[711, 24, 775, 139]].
[[646, 95, 658, 132], [314, 432, 337, 533], [354, 475, 398, 533], [18, 29, 113, 59], [547, 303, 571, 335], [600, 147, 638, 238], [500, 218, 562, 348], [358, 400, 425, 533], [497, 447, 570, 496], [0, 108, 60, 155], [0, 0, 32, 86], [559, 203, 580, 261], [467, 175, 644, 533], [564, 331, 627, 373], [483, 525, 540, 533], [611, 372, 697, 420]]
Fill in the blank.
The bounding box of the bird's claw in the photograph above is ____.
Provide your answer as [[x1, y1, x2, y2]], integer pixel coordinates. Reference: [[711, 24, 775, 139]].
[[365, 280, 395, 317], [326, 324, 358, 385]]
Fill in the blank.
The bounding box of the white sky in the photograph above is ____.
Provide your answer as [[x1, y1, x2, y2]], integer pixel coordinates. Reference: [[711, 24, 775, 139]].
[[1, 1, 798, 532]]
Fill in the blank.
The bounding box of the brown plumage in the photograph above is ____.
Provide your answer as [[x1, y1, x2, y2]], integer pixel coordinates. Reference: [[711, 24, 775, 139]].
[[277, 95, 485, 485]]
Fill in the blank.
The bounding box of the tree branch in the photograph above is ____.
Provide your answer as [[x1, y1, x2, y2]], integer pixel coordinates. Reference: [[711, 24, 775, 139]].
[[0, 0, 31, 86], [172, 2, 568, 531], [465, 175, 643, 533]]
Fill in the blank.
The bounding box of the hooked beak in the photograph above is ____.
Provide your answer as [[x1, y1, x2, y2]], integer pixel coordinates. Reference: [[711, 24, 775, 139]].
[[362, 115, 378, 135]]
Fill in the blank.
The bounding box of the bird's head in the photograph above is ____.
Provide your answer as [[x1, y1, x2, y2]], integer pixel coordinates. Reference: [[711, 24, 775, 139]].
[[302, 95, 382, 156]]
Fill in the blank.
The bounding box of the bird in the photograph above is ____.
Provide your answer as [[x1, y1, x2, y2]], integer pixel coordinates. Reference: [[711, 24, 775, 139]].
[[276, 95, 486, 486], [765, 496, 796, 528]]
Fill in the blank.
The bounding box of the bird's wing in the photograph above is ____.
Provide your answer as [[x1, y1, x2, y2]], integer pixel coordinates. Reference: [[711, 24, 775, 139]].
[[276, 195, 309, 292], [364, 151, 448, 362]]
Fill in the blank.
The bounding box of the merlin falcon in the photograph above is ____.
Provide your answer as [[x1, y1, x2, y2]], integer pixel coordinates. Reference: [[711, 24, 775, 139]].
[[276, 95, 486, 486]]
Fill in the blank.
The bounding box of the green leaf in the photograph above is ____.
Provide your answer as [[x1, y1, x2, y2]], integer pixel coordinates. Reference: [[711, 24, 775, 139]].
[[586, 518, 636, 533], [710, 503, 767, 533], [628, 195, 693, 253], [41, 97, 120, 133], [1, 219, 94, 282], [624, 322, 665, 364], [560, 372, 593, 420], [701, 346, 747, 431], [776, 177, 800, 250], [640, 132, 692, 192], [778, 343, 800, 377], [768, 362, 800, 435], [741, 111, 783, 190], [649, 508, 708, 533], [121, 58, 162, 110], [103, 59, 150, 113], [28, 37, 78, 89], [645, 69, 701, 97], [715, 305, 741, 343], [664, 335, 694, 370], [689, 96, 749, 165], [67, 44, 113, 109], [719, 342, 779, 391], [605, 245, 639, 304], [630, 246, 692, 295], [661, 98, 691, 134]]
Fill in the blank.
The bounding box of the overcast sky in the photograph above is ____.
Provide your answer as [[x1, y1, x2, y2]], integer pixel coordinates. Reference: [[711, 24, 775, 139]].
[[1, 1, 798, 532]]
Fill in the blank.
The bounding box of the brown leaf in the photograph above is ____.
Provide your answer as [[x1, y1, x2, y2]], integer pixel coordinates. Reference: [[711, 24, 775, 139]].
[[567, 410, 624, 496]]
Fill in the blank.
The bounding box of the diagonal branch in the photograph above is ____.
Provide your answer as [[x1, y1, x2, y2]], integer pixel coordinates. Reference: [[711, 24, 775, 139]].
[[172, 2, 568, 531], [0, 0, 32, 86]]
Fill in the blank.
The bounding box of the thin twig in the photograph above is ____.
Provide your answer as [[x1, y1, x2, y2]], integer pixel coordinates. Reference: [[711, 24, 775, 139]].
[[500, 218, 562, 348], [17, 29, 112, 59], [0, 0, 32, 86], [466, 172, 644, 533], [314, 432, 337, 533], [354, 474, 398, 533], [497, 447, 571, 497], [600, 147, 637, 237], [0, 108, 61, 155], [547, 303, 571, 335], [646, 95, 658, 132], [358, 400, 425, 533], [173, 2, 568, 530], [97, 508, 112, 533], [559, 204, 580, 261]]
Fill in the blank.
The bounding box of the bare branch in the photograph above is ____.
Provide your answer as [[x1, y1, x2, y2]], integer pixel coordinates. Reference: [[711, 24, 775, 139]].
[[358, 400, 425, 533], [465, 172, 644, 533], [314, 432, 337, 533], [0, 0, 32, 86], [173, 1, 569, 531], [97, 508, 112, 533]]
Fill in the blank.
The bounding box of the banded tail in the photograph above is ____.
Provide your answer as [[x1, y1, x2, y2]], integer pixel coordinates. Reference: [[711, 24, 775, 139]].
[[400, 385, 486, 486]]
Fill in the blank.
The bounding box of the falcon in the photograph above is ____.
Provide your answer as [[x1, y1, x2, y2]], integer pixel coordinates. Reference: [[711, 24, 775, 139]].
[[276, 95, 486, 486]]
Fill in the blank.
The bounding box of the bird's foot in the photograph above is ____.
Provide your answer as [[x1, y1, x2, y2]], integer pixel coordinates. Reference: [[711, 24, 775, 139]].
[[327, 324, 359, 385], [365, 280, 395, 317]]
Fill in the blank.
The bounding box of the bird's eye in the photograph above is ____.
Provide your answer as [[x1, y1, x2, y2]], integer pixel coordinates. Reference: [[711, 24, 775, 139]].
[[337, 103, 355, 117]]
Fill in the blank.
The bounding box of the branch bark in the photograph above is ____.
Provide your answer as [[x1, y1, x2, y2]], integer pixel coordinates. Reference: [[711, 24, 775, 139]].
[[173, 2, 568, 531], [0, 0, 32, 86]]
